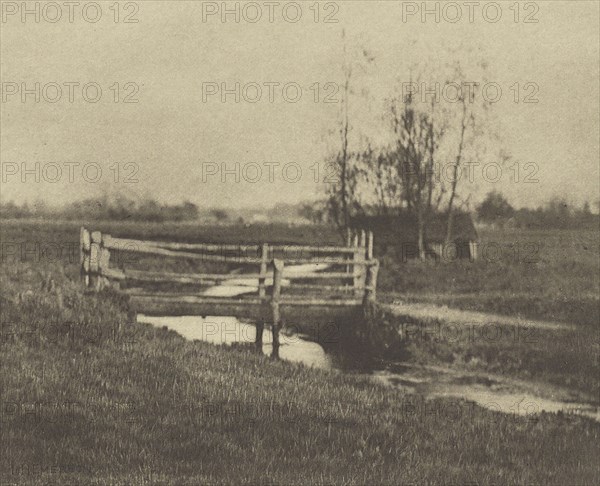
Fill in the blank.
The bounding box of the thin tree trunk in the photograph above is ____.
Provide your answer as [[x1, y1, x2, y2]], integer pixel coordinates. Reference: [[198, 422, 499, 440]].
[[427, 100, 436, 211], [446, 100, 468, 244], [339, 31, 351, 230], [340, 85, 349, 228]]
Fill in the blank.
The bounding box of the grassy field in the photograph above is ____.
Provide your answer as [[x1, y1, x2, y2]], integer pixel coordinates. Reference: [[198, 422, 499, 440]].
[[2, 220, 598, 394], [0, 219, 343, 246], [1, 220, 599, 484], [370, 226, 600, 400], [367, 305, 600, 403], [2, 220, 597, 317], [0, 219, 344, 280], [377, 227, 600, 328], [3, 219, 597, 325], [1, 256, 599, 485]]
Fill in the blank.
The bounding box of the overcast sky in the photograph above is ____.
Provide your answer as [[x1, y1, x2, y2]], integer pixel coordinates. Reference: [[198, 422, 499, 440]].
[[1, 0, 598, 210]]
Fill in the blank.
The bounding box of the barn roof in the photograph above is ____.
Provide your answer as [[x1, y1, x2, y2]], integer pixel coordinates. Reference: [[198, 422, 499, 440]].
[[350, 211, 478, 243]]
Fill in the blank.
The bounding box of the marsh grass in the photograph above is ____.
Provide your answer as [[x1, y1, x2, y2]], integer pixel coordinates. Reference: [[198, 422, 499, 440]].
[[1, 259, 599, 485]]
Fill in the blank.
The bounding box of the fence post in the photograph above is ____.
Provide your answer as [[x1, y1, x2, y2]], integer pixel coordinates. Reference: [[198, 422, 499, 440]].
[[363, 260, 380, 309], [345, 228, 352, 276], [469, 241, 478, 261], [89, 231, 102, 290], [99, 234, 112, 290], [367, 230, 374, 261], [353, 231, 365, 299], [256, 243, 269, 349], [80, 227, 91, 287], [271, 258, 284, 359]]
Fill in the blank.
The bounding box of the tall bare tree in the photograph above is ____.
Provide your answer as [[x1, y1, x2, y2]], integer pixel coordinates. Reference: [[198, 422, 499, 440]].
[[326, 30, 374, 229], [323, 44, 501, 257], [359, 59, 498, 260], [444, 92, 472, 244], [387, 89, 442, 260]]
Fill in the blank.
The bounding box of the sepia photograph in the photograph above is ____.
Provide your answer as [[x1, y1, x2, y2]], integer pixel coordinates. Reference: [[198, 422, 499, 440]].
[[0, 1, 599, 484]]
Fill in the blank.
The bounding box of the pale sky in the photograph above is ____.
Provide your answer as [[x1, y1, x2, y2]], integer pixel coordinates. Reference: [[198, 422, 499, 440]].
[[1, 0, 599, 210]]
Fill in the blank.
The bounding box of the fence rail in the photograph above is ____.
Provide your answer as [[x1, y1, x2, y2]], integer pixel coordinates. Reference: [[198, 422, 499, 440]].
[[103, 235, 359, 254], [80, 226, 379, 355]]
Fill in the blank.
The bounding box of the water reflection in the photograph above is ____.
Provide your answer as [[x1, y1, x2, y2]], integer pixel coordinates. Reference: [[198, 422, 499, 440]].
[[137, 314, 332, 369]]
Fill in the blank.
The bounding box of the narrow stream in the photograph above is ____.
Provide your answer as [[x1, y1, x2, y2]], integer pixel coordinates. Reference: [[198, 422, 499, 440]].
[[136, 312, 599, 423], [139, 315, 332, 369], [136, 263, 600, 423]]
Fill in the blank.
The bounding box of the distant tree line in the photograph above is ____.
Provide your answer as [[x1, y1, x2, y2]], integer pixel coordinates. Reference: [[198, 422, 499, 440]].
[[0, 195, 199, 222], [476, 191, 599, 230]]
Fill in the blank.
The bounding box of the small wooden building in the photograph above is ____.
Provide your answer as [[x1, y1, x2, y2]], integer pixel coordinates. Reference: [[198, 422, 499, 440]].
[[350, 212, 479, 261]]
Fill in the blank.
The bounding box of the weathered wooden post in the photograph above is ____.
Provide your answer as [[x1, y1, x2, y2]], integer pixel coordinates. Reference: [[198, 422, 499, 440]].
[[469, 241, 478, 261], [256, 243, 269, 349], [367, 230, 374, 261], [271, 258, 284, 359], [353, 231, 365, 299], [89, 231, 102, 290], [80, 227, 91, 287], [363, 259, 380, 318], [364, 230, 378, 316], [99, 234, 112, 290], [344, 228, 352, 276]]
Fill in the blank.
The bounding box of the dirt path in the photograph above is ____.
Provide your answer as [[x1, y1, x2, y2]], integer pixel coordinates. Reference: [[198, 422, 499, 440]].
[[380, 301, 574, 331]]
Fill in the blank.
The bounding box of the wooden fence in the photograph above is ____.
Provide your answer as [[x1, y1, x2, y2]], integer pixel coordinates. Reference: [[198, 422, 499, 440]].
[[80, 227, 379, 351]]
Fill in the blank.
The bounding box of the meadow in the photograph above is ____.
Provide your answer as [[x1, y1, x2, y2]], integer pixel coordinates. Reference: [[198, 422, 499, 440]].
[[1, 260, 599, 485], [377, 227, 600, 328], [1, 220, 599, 484], [372, 225, 599, 400]]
